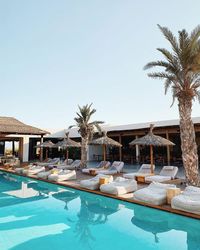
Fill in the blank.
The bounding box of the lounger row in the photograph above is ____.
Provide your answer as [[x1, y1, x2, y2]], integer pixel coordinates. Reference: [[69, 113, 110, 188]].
[[13, 163, 200, 215], [36, 158, 81, 170], [15, 165, 77, 182], [80, 175, 200, 215], [123, 164, 178, 183], [82, 161, 124, 175]]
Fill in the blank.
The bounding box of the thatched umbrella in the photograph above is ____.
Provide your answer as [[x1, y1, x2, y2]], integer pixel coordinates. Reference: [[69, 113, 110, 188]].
[[90, 131, 122, 161], [54, 132, 81, 163], [129, 124, 175, 173], [35, 140, 55, 160]]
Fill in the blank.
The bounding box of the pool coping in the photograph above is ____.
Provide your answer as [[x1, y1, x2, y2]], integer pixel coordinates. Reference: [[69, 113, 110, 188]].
[[1, 168, 200, 220]]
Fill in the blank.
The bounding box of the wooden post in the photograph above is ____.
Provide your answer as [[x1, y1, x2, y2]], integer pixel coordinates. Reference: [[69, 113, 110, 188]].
[[135, 135, 140, 163], [166, 131, 171, 166], [103, 144, 106, 161], [18, 138, 23, 162], [46, 148, 48, 160], [40, 135, 44, 162], [66, 148, 69, 163], [119, 135, 122, 161], [150, 144, 154, 173], [12, 140, 15, 156]]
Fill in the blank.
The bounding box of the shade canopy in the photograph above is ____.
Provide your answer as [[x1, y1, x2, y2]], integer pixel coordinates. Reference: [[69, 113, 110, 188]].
[[129, 124, 175, 147], [35, 140, 55, 148], [90, 132, 122, 147], [129, 124, 175, 173], [53, 132, 81, 162], [54, 138, 81, 149], [90, 131, 122, 161]]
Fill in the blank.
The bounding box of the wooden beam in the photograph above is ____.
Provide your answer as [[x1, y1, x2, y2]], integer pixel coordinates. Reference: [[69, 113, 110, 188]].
[[119, 135, 122, 161], [166, 131, 171, 166]]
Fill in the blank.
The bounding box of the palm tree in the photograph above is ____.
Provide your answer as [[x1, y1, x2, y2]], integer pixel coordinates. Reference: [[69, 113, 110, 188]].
[[144, 25, 200, 186], [71, 104, 104, 167]]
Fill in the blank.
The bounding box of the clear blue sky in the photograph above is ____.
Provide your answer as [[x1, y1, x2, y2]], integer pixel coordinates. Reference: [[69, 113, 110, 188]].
[[0, 0, 200, 130]]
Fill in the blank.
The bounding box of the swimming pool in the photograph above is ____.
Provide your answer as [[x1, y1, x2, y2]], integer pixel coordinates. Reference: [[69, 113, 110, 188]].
[[0, 171, 199, 250]]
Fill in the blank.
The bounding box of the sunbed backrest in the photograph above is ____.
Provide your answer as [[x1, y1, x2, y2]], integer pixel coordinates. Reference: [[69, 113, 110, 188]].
[[72, 160, 81, 167], [98, 161, 111, 169], [138, 164, 155, 174], [64, 159, 73, 165], [160, 166, 178, 179], [110, 161, 124, 172]]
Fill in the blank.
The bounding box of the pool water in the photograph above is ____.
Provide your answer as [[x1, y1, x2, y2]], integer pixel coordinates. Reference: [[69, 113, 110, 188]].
[[0, 172, 199, 250]]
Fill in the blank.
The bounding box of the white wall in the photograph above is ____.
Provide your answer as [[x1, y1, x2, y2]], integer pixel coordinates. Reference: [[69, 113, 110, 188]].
[[23, 136, 30, 162]]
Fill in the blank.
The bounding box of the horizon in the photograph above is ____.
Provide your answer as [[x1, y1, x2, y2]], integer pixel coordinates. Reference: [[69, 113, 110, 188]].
[[1, 0, 200, 131]]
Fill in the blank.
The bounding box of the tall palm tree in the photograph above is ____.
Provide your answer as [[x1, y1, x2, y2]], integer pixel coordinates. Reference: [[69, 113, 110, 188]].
[[71, 104, 104, 167], [144, 25, 200, 186]]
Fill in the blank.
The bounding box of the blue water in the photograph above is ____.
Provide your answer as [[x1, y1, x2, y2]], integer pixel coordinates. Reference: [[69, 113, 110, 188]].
[[0, 171, 199, 250]]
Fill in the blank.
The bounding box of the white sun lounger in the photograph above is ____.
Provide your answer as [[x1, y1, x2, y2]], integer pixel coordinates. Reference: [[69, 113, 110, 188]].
[[145, 166, 178, 183], [48, 170, 76, 182], [171, 186, 200, 215], [80, 174, 113, 190], [82, 161, 111, 174], [100, 177, 137, 195], [95, 161, 124, 175], [123, 164, 155, 179], [37, 168, 62, 179], [38, 158, 60, 167], [57, 160, 81, 170], [23, 165, 45, 175], [133, 182, 176, 205]]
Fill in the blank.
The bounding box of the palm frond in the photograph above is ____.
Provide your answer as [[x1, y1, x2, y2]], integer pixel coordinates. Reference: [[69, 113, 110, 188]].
[[144, 61, 171, 70], [147, 72, 173, 79], [164, 78, 173, 95], [157, 24, 180, 55]]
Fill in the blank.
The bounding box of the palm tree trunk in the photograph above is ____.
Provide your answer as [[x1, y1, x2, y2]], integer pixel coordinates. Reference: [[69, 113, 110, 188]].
[[178, 97, 199, 186], [81, 137, 88, 168]]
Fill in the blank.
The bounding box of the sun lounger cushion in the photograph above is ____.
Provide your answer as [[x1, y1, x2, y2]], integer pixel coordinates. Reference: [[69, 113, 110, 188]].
[[96, 161, 124, 175], [59, 160, 81, 170], [82, 161, 111, 174], [80, 174, 113, 190], [145, 166, 178, 183], [29, 166, 45, 175], [48, 170, 76, 182], [38, 158, 60, 167], [133, 182, 176, 205], [171, 186, 200, 215], [123, 164, 155, 179], [37, 168, 62, 179], [100, 177, 137, 195], [22, 165, 45, 175]]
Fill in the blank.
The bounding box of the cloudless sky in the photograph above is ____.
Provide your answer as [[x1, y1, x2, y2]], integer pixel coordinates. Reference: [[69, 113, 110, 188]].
[[0, 0, 200, 131]]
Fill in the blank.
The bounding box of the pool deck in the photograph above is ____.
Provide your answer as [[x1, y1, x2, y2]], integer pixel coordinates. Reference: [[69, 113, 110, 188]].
[[0, 166, 200, 220]]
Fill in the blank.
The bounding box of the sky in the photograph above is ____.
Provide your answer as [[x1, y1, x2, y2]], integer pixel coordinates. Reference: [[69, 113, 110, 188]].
[[0, 0, 200, 131]]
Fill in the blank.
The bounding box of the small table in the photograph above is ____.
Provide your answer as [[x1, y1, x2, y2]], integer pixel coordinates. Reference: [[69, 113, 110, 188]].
[[167, 187, 181, 204], [89, 169, 97, 176], [135, 173, 154, 183], [99, 177, 109, 185]]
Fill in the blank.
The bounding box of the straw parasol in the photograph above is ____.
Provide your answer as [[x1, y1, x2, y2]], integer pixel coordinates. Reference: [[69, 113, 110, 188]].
[[54, 132, 81, 163], [129, 124, 175, 173], [35, 140, 55, 160], [90, 131, 122, 161]]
